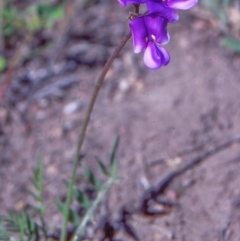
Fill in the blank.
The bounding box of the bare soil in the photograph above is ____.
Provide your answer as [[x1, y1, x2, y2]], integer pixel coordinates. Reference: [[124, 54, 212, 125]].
[[1, 1, 240, 241]]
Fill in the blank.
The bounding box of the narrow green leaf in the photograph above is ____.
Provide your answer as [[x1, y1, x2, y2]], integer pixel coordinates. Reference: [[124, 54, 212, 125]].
[[26, 213, 35, 234], [63, 179, 71, 189], [55, 199, 65, 214], [34, 224, 40, 241], [27, 204, 43, 215], [68, 211, 80, 226], [110, 136, 119, 166], [73, 189, 91, 209], [0, 223, 10, 241], [0, 56, 7, 72], [85, 167, 101, 191], [95, 157, 110, 177], [17, 212, 26, 241], [30, 177, 39, 190], [110, 137, 120, 177], [55, 199, 80, 224], [28, 190, 40, 201], [222, 36, 240, 53]]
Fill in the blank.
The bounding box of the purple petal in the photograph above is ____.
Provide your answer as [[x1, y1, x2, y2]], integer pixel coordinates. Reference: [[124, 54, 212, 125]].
[[146, 0, 179, 22], [167, 0, 198, 9], [144, 14, 170, 44], [143, 41, 170, 69], [118, 0, 146, 7], [129, 17, 148, 53]]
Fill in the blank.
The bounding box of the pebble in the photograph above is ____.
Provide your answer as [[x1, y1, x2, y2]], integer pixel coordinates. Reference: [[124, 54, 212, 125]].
[[119, 79, 130, 92], [140, 176, 151, 190], [46, 165, 58, 175], [63, 101, 82, 115], [166, 157, 182, 168]]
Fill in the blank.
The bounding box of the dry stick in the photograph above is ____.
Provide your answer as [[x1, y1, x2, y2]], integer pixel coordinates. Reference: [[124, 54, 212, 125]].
[[141, 136, 240, 214], [60, 32, 131, 241]]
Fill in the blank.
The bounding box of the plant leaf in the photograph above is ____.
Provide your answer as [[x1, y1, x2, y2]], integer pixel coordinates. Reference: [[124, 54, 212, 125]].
[[73, 189, 91, 209], [95, 156, 110, 177], [222, 36, 240, 53], [85, 167, 101, 191], [0, 56, 7, 72], [110, 136, 119, 177], [55, 199, 80, 225]]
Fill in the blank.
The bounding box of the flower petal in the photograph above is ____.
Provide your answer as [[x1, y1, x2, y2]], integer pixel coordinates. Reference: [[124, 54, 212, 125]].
[[143, 41, 170, 69], [167, 0, 198, 9], [144, 14, 170, 44], [146, 0, 179, 22], [129, 17, 148, 53], [118, 0, 146, 7]]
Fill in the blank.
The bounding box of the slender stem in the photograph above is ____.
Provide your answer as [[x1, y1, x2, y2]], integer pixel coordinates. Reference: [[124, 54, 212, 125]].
[[72, 178, 114, 241], [60, 32, 131, 241]]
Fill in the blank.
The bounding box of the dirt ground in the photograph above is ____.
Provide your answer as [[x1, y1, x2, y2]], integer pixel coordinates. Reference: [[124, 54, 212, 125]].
[[1, 1, 240, 241]]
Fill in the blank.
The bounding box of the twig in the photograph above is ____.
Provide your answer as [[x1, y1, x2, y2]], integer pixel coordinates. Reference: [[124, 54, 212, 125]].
[[60, 31, 131, 241], [141, 137, 240, 215]]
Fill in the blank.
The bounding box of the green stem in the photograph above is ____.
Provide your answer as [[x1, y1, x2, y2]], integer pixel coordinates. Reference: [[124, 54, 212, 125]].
[[72, 178, 114, 241], [60, 32, 131, 241]]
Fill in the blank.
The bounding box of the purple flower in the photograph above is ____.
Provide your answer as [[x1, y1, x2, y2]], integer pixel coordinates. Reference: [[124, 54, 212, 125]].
[[118, 0, 146, 7], [146, 0, 179, 22], [147, 0, 198, 18], [166, 0, 198, 10], [117, 0, 198, 70], [130, 15, 170, 69]]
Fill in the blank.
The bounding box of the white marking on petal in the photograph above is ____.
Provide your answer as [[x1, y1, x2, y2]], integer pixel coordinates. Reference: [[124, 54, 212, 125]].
[[151, 35, 156, 41], [134, 45, 144, 54], [143, 42, 161, 69]]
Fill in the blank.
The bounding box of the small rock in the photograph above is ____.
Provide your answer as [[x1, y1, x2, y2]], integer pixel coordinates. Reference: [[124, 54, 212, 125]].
[[140, 176, 151, 190], [46, 165, 58, 175], [119, 79, 130, 92], [166, 157, 182, 168], [63, 101, 82, 115]]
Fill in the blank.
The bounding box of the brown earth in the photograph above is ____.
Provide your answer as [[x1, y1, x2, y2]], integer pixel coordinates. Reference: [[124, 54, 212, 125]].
[[1, 1, 240, 241]]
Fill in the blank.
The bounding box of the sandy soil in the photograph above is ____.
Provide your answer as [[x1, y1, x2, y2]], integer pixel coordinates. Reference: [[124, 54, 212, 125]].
[[1, 1, 240, 240]]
